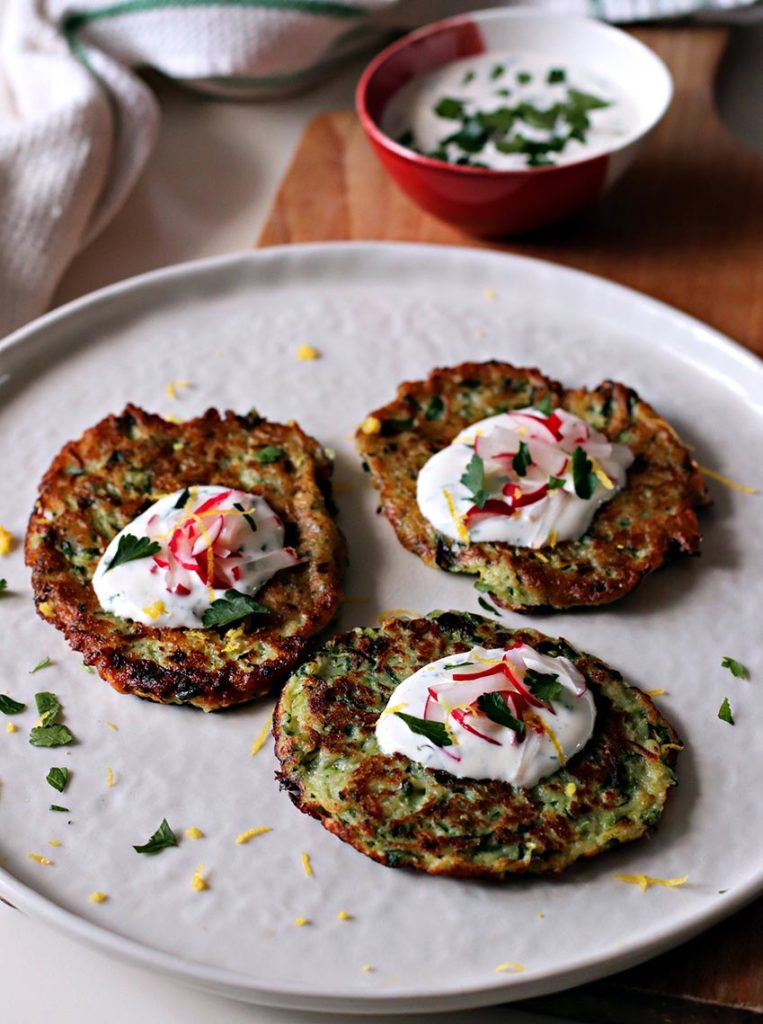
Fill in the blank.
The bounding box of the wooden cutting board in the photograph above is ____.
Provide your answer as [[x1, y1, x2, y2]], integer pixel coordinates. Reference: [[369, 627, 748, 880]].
[[257, 26, 763, 1022]]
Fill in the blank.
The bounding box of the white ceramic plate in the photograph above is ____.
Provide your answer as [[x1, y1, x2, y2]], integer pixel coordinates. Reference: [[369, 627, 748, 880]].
[[0, 243, 761, 1014]]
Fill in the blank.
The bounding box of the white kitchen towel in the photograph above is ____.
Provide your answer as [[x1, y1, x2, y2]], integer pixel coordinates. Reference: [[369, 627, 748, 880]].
[[0, 0, 758, 338]]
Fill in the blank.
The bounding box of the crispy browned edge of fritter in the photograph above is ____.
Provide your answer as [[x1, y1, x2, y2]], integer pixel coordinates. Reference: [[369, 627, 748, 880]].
[[273, 614, 681, 879], [355, 360, 710, 611], [25, 405, 346, 710]]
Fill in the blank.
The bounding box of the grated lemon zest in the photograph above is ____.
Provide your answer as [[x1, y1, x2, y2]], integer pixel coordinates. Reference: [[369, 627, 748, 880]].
[[294, 916, 309, 927], [380, 702, 407, 716], [164, 379, 189, 401], [142, 600, 166, 620], [38, 601, 53, 617], [360, 416, 382, 435], [185, 827, 204, 840], [27, 853, 53, 866], [527, 712, 566, 766], [163, 413, 182, 424], [590, 458, 614, 490], [565, 782, 577, 798], [645, 689, 666, 696], [191, 864, 208, 892], [536, 912, 545, 920], [483, 287, 496, 301], [0, 525, 12, 555], [535, 551, 549, 563], [361, 964, 374, 973], [494, 962, 525, 973], [222, 626, 249, 657], [106, 767, 115, 788], [88, 891, 107, 903], [375, 608, 419, 623], [296, 344, 320, 361], [698, 465, 758, 495], [443, 716, 460, 747], [48, 839, 61, 847], [443, 488, 470, 544], [661, 742, 684, 753], [547, 530, 558, 548], [6, 722, 17, 734], [250, 713, 273, 756], [106, 721, 118, 731], [615, 873, 688, 892], [236, 826, 272, 844], [337, 910, 352, 921], [301, 851, 313, 878]]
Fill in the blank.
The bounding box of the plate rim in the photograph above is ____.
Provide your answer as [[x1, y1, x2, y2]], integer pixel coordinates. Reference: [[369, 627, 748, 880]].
[[1, 241, 761, 1013]]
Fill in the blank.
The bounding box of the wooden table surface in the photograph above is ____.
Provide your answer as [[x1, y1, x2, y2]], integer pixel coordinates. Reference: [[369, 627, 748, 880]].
[[257, 26, 763, 1022]]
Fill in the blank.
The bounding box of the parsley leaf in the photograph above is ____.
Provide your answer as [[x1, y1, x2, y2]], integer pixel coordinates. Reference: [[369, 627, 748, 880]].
[[30, 724, 73, 747], [567, 88, 611, 112], [490, 64, 505, 80], [525, 669, 563, 703], [571, 446, 597, 499], [133, 818, 178, 855], [516, 70, 533, 84], [202, 590, 268, 629], [50, 805, 70, 813], [434, 97, 466, 120], [0, 579, 7, 594], [233, 502, 257, 532], [462, 70, 475, 86], [106, 534, 161, 572], [173, 487, 190, 510], [718, 697, 734, 725], [535, 395, 553, 416], [0, 694, 25, 715], [477, 596, 498, 615], [477, 692, 525, 735], [721, 656, 748, 680], [35, 691, 60, 725], [46, 767, 69, 793], [460, 452, 489, 509], [255, 445, 285, 464], [547, 475, 565, 490], [394, 712, 452, 747], [425, 395, 445, 421], [512, 441, 532, 477], [30, 656, 52, 674], [547, 68, 566, 84]]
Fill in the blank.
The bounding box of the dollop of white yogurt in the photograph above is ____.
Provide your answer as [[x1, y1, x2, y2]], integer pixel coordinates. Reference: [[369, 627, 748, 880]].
[[376, 644, 595, 787], [417, 407, 633, 549], [92, 485, 298, 628]]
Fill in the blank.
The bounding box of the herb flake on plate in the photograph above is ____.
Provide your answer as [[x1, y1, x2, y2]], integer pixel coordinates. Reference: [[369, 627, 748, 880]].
[[718, 697, 734, 725], [30, 656, 53, 674], [394, 712, 452, 747], [0, 694, 26, 715], [133, 818, 178, 855], [721, 657, 748, 680], [202, 590, 268, 629], [47, 767, 69, 792], [106, 534, 161, 572], [461, 452, 489, 509], [477, 692, 525, 735]]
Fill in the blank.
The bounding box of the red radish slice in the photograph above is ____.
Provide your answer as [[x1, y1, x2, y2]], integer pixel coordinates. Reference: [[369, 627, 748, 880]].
[[430, 673, 509, 709], [502, 482, 548, 508], [464, 499, 514, 525], [450, 708, 501, 745], [193, 489, 233, 516], [511, 412, 562, 442], [528, 439, 568, 477], [191, 513, 224, 555]]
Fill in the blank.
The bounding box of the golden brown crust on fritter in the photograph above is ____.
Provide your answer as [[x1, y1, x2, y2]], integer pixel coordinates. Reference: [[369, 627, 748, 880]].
[[274, 612, 680, 878], [355, 361, 709, 610], [26, 405, 346, 710]]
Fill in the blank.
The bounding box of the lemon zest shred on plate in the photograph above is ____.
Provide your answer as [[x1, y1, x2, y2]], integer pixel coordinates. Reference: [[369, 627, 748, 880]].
[[301, 851, 313, 878], [106, 767, 115, 788], [163, 413, 182, 424], [6, 722, 17, 734], [236, 826, 272, 845], [615, 873, 688, 893], [337, 910, 352, 921], [698, 465, 758, 495], [526, 712, 566, 766], [294, 916, 309, 927], [88, 891, 107, 904], [360, 416, 382, 436], [483, 287, 496, 301], [296, 344, 320, 361], [48, 839, 61, 848], [27, 853, 53, 866], [142, 600, 166, 620], [443, 488, 470, 544], [644, 689, 666, 697], [250, 713, 273, 757], [0, 525, 13, 556], [379, 702, 407, 717], [494, 962, 525, 973], [185, 827, 205, 840], [536, 912, 545, 920], [164, 379, 190, 401], [361, 964, 374, 973], [191, 864, 209, 892], [106, 721, 119, 731]]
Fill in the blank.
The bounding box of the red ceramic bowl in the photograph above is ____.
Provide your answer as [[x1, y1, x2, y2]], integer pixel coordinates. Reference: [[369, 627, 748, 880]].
[[356, 9, 672, 236]]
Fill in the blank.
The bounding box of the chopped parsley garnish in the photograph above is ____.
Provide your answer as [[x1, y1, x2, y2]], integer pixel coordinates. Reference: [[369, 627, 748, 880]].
[[479, 107, 514, 134], [106, 533, 161, 572], [571, 446, 597, 500], [233, 502, 257, 532], [30, 724, 73, 748], [535, 394, 553, 416], [462, 70, 475, 85], [397, 129, 415, 148], [477, 692, 525, 735], [512, 441, 532, 477], [460, 453, 489, 509], [525, 669, 563, 703], [202, 590, 268, 628], [133, 818, 178, 854], [477, 596, 498, 615], [0, 694, 25, 715], [473, 579, 493, 594], [35, 691, 60, 726], [173, 487, 190, 510], [424, 395, 445, 421], [46, 767, 69, 793], [434, 96, 466, 120], [443, 116, 489, 153], [516, 70, 533, 84], [0, 579, 7, 594], [490, 64, 505, 80], [547, 475, 566, 490], [718, 697, 734, 725], [30, 656, 52, 674], [394, 712, 452, 747], [50, 805, 70, 813], [254, 445, 285, 464], [547, 68, 566, 84], [721, 656, 748, 680]]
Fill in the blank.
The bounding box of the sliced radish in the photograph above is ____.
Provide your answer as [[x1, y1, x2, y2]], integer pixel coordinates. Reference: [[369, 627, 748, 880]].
[[450, 707, 501, 745], [464, 499, 514, 526]]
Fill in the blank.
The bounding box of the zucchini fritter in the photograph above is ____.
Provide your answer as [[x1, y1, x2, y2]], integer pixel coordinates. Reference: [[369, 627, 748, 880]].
[[26, 406, 345, 710], [355, 361, 708, 610], [274, 612, 680, 878]]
